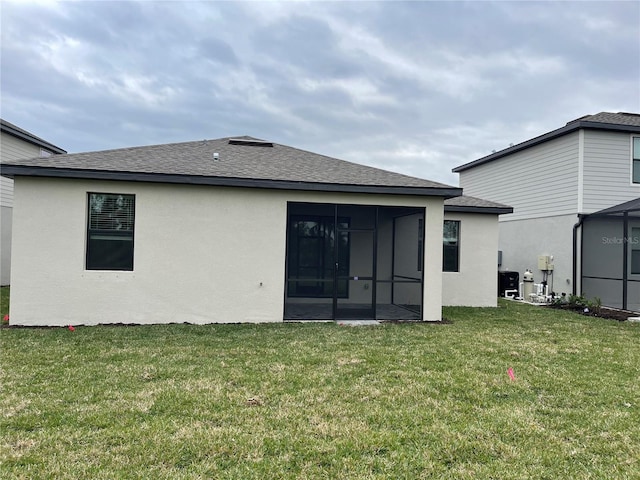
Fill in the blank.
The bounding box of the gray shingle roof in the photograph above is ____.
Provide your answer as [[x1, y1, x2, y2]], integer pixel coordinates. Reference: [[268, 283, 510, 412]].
[[568, 112, 640, 128], [444, 195, 513, 214], [0, 119, 66, 154], [454, 111, 640, 173], [0, 136, 461, 197]]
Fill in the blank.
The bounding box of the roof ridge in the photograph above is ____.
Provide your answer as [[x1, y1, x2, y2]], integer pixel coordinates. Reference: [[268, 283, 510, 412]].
[[48, 136, 239, 158]]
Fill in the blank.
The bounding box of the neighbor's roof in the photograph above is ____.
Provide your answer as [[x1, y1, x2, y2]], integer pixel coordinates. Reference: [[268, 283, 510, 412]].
[[0, 136, 461, 197], [1, 119, 66, 154], [453, 112, 640, 173], [444, 195, 513, 215]]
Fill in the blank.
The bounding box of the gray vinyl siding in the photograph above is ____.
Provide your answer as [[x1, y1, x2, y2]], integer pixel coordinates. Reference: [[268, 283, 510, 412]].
[[1, 131, 42, 161], [1, 132, 45, 207], [0, 177, 13, 207], [582, 130, 640, 213], [459, 132, 580, 221]]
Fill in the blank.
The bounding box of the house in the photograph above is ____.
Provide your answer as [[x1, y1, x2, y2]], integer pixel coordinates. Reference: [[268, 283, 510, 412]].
[[453, 112, 640, 312], [1, 134, 513, 326], [442, 196, 513, 307], [2, 135, 465, 326], [0, 119, 66, 285]]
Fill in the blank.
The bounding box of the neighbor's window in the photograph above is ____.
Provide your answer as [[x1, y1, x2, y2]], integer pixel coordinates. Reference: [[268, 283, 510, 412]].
[[633, 137, 640, 184], [632, 227, 640, 275], [443, 220, 460, 272], [86, 193, 135, 270]]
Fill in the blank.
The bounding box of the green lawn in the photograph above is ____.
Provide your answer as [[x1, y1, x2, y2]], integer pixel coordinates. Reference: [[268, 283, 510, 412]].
[[0, 287, 8, 320], [1, 299, 638, 479]]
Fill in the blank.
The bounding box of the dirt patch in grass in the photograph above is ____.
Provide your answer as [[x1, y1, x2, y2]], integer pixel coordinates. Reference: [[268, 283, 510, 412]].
[[382, 318, 454, 325], [546, 304, 637, 321]]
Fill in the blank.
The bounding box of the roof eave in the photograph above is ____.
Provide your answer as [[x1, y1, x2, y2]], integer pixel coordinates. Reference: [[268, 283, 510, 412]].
[[453, 121, 640, 173], [0, 124, 67, 154], [1, 165, 463, 198], [444, 205, 514, 215]]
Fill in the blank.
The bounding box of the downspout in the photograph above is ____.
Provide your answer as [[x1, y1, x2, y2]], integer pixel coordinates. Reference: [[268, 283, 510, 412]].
[[572, 214, 586, 296], [573, 129, 585, 296], [622, 211, 629, 310], [391, 216, 396, 306]]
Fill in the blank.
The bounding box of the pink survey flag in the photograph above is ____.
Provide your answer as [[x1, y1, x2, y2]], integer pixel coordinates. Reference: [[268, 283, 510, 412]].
[[68, 325, 75, 332], [507, 367, 515, 381]]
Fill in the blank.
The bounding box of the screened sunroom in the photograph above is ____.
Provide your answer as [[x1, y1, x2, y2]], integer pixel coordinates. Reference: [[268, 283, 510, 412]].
[[580, 198, 640, 312], [284, 202, 426, 321]]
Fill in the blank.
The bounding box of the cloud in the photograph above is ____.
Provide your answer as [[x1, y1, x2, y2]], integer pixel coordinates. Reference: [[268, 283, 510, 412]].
[[1, 0, 638, 186]]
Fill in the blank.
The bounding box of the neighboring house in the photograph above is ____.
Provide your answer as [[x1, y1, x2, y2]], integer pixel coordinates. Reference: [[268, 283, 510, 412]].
[[0, 119, 66, 285], [443, 196, 513, 307], [2, 135, 472, 326], [453, 112, 640, 312]]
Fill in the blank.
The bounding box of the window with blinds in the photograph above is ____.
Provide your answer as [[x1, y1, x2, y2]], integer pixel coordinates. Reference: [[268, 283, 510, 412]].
[[86, 193, 135, 270]]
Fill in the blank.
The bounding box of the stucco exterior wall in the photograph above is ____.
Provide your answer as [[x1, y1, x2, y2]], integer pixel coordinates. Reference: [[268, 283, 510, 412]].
[[498, 214, 577, 296], [422, 200, 444, 319], [1, 131, 47, 285], [0, 205, 11, 285], [442, 212, 500, 307], [10, 177, 444, 325]]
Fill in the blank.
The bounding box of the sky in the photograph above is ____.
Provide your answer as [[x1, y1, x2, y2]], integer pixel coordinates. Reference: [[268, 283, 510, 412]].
[[1, 1, 639, 186]]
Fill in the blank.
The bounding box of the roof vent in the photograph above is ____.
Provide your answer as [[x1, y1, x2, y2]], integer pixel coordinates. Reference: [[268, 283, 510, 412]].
[[213, 152, 219, 161], [228, 138, 273, 147]]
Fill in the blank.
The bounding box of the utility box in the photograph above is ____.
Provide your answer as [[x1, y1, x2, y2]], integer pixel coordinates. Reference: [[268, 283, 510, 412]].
[[538, 255, 554, 271]]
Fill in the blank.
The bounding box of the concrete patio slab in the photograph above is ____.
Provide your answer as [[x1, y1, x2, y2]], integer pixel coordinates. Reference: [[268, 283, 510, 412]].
[[337, 320, 382, 327]]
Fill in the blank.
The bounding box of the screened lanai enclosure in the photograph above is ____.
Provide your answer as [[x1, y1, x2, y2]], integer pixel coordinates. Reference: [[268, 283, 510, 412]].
[[284, 202, 425, 321], [580, 198, 640, 312]]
